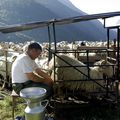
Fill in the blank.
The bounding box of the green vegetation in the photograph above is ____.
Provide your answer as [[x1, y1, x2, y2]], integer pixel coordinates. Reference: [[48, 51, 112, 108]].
[[0, 95, 25, 120], [1, 92, 120, 120]]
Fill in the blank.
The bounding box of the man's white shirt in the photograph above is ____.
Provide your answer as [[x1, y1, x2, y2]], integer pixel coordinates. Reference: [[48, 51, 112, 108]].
[[12, 53, 39, 83]]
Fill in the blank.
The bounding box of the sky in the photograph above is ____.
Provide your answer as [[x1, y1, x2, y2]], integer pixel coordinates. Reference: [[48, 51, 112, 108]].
[[69, 0, 120, 26]]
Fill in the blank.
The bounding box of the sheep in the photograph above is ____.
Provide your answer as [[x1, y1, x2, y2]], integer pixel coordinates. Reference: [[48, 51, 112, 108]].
[[0, 51, 19, 80], [48, 54, 115, 93]]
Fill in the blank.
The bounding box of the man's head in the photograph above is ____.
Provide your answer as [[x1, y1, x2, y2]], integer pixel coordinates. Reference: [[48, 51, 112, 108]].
[[26, 42, 42, 60]]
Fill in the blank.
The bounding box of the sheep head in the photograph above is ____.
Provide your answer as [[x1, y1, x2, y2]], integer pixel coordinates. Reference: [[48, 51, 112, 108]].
[[95, 59, 114, 78]]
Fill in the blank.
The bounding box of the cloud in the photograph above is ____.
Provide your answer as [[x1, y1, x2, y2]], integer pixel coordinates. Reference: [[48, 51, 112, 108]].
[[69, 0, 120, 14]]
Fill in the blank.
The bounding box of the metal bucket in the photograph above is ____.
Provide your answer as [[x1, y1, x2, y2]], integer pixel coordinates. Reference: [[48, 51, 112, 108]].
[[20, 87, 48, 120]]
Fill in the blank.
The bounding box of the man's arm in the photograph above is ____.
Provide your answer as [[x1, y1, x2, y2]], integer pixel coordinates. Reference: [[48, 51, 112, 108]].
[[25, 69, 53, 86], [35, 68, 53, 86], [25, 72, 44, 82]]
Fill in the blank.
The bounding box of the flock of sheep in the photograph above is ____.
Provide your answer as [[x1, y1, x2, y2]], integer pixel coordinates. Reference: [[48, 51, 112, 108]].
[[48, 54, 114, 93], [0, 40, 117, 98]]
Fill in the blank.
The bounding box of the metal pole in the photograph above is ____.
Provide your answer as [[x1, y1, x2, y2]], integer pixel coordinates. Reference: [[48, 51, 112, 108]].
[[47, 25, 52, 61], [52, 22, 57, 51], [103, 18, 106, 28], [107, 28, 110, 49], [52, 22, 57, 82], [113, 38, 116, 58], [86, 50, 90, 79], [115, 27, 120, 102], [117, 27, 120, 81], [107, 28, 110, 57]]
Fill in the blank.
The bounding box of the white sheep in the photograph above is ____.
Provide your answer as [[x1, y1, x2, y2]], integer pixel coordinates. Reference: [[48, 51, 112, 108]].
[[0, 52, 19, 80], [48, 54, 114, 92]]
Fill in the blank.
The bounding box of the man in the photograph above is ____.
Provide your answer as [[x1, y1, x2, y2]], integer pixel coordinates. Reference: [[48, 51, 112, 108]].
[[12, 42, 53, 98]]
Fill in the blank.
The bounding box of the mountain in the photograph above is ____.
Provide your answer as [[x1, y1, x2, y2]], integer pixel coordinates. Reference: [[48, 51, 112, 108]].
[[0, 0, 115, 43]]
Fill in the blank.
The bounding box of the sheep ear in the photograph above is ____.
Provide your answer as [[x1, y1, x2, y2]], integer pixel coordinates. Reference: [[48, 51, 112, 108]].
[[100, 60, 107, 65]]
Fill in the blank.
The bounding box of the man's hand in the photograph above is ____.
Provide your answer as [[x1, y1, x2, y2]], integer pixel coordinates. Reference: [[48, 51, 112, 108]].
[[35, 68, 53, 86], [25, 71, 53, 86], [42, 76, 53, 86]]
